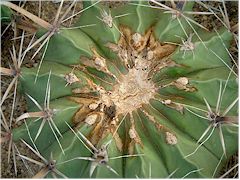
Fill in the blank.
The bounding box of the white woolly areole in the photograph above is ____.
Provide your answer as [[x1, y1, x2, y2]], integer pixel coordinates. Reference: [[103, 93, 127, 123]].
[[85, 114, 98, 125], [165, 132, 177, 145]]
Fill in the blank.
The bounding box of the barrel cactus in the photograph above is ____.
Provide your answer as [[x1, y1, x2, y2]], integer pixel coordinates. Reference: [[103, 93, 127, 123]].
[[2, 0, 238, 178]]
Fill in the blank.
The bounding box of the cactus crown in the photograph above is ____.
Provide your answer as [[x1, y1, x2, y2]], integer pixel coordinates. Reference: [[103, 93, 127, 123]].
[[1, 0, 238, 178]]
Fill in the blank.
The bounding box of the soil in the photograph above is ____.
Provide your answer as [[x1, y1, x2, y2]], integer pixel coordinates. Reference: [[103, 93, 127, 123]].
[[1, 1, 238, 178]]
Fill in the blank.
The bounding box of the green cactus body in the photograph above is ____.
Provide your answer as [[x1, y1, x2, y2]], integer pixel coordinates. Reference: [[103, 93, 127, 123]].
[[11, 1, 237, 178], [1, 5, 12, 23]]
